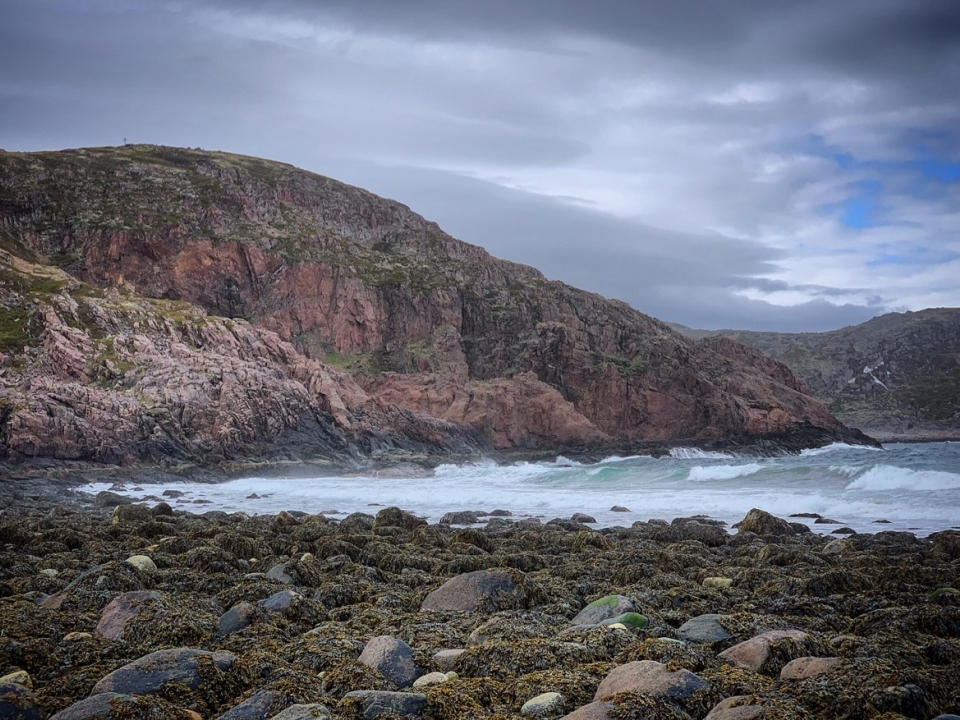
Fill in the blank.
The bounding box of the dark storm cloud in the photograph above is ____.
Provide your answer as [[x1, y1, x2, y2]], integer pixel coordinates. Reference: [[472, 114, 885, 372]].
[[1, 0, 958, 330]]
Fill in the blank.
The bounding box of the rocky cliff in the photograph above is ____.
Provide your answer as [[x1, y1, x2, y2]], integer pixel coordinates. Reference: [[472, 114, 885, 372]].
[[0, 145, 872, 471], [674, 310, 960, 441]]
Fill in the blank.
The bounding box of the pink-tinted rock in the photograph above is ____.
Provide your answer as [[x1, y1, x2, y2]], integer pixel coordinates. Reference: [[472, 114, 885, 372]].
[[718, 630, 808, 673], [421, 570, 522, 613], [594, 660, 709, 701], [779, 656, 842, 680], [559, 701, 614, 720], [96, 591, 161, 640], [704, 696, 765, 720]]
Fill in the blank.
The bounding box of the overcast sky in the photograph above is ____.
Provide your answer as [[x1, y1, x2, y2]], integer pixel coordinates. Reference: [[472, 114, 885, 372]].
[[2, 0, 958, 331]]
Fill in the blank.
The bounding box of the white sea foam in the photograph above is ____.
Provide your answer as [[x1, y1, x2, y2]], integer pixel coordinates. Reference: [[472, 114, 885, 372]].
[[800, 442, 883, 457], [845, 465, 960, 492], [687, 463, 764, 482], [669, 448, 734, 460]]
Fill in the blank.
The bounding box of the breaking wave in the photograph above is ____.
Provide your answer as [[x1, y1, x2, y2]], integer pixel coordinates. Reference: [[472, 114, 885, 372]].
[[687, 463, 764, 482]]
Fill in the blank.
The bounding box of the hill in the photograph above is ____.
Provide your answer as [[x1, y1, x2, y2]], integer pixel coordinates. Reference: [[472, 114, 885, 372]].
[[0, 145, 872, 473], [671, 310, 960, 441]]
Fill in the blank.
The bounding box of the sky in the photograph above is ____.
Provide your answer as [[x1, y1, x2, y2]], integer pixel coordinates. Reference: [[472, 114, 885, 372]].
[[1, 0, 959, 331]]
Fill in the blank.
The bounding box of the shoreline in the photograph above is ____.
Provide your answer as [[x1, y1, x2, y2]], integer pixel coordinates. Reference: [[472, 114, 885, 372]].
[[0, 498, 958, 719]]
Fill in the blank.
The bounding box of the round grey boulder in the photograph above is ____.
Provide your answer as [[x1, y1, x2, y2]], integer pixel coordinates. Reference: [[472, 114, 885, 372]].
[[676, 614, 732, 644], [358, 636, 419, 688], [91, 647, 235, 696]]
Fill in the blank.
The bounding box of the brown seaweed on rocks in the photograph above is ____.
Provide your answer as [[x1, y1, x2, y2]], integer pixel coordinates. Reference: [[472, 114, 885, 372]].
[[2, 501, 960, 719]]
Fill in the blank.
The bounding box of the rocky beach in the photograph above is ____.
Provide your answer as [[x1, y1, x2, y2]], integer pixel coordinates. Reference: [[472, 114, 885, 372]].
[[2, 487, 959, 720]]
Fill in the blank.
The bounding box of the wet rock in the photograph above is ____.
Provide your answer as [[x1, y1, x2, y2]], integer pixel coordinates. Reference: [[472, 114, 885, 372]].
[[521, 692, 565, 717], [599, 612, 648, 629], [488, 509, 513, 517], [676, 614, 732, 644], [594, 660, 709, 700], [412, 672, 449, 689], [421, 570, 522, 613], [571, 514, 596, 524], [559, 702, 613, 720], [94, 491, 129, 507], [0, 682, 38, 720], [433, 649, 466, 670], [814, 517, 841, 524], [439, 511, 479, 525], [822, 539, 850, 554], [95, 590, 162, 640], [736, 508, 796, 536], [358, 636, 419, 688], [338, 512, 376, 534], [90, 647, 235, 695], [151, 502, 174, 517], [275, 511, 301, 527], [779, 656, 841, 680], [125, 555, 157, 573], [49, 693, 194, 720], [219, 602, 258, 635], [268, 704, 330, 720], [570, 595, 634, 626], [0, 672, 30, 689], [831, 527, 856, 534], [373, 507, 426, 531], [111, 504, 152, 525], [266, 562, 295, 585], [609, 506, 630, 512], [258, 590, 301, 615], [162, 489, 184, 498], [215, 690, 277, 720], [341, 691, 425, 719], [718, 630, 809, 674], [703, 696, 764, 720]]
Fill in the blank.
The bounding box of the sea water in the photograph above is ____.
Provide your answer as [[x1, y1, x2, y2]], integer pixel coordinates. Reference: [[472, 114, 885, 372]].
[[81, 442, 960, 537]]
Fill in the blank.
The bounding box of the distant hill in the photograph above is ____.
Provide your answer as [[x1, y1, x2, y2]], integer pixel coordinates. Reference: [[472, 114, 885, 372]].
[[671, 310, 960, 441]]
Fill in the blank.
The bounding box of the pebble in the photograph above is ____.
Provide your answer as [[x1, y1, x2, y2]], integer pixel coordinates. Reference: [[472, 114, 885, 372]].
[[412, 671, 449, 688]]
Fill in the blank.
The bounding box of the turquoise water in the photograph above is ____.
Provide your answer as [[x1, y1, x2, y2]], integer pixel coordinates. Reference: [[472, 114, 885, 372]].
[[83, 442, 960, 537]]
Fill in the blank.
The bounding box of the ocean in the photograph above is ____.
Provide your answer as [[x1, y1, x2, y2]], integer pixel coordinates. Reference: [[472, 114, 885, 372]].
[[82, 442, 960, 537]]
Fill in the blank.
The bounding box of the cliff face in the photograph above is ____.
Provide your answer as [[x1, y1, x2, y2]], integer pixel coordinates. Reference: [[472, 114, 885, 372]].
[[0, 145, 871, 468]]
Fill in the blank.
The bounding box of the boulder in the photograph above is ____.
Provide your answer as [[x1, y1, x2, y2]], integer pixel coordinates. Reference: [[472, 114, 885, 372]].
[[779, 656, 841, 680], [258, 590, 301, 615], [609, 506, 630, 512], [718, 630, 809, 674], [49, 693, 193, 720], [571, 513, 596, 524], [94, 491, 130, 507], [599, 612, 648, 629], [0, 682, 38, 720], [570, 595, 634, 626], [341, 691, 426, 720], [676, 614, 731, 644], [703, 696, 764, 720], [373, 507, 426, 531], [358, 636, 419, 688], [90, 647, 235, 696], [0, 672, 30, 689], [266, 562, 295, 585], [412, 672, 449, 689], [559, 702, 613, 720], [439, 511, 480, 525], [432, 649, 466, 670], [111, 504, 152, 525], [268, 704, 330, 720], [219, 602, 258, 636], [151, 502, 174, 517], [338, 512, 376, 534], [736, 509, 796, 536], [215, 690, 277, 720], [275, 511, 300, 527], [95, 591, 162, 640], [594, 660, 709, 701], [521, 692, 565, 717], [421, 570, 522, 613], [125, 555, 157, 573]]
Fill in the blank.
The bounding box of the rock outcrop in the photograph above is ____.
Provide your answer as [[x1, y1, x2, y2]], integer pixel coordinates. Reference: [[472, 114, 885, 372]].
[[0, 145, 873, 470]]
